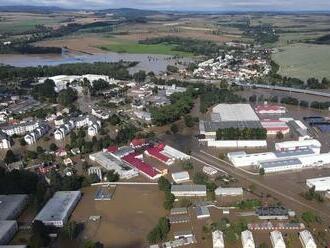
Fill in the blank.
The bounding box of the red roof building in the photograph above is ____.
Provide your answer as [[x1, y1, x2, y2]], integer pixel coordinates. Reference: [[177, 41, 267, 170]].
[[261, 119, 290, 135], [255, 104, 286, 115], [106, 146, 118, 153], [130, 138, 147, 148], [122, 153, 162, 180], [145, 144, 175, 165]]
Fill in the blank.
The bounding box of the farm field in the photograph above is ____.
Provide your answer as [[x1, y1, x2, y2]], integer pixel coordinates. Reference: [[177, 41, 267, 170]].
[[272, 43, 330, 80], [70, 185, 166, 248]]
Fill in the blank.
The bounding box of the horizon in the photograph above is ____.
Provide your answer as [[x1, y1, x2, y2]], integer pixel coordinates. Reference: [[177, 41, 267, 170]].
[[1, 0, 330, 12]]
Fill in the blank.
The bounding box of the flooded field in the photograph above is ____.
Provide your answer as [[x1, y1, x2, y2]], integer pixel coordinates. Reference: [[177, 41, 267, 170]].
[[0, 51, 192, 74], [70, 185, 166, 248]]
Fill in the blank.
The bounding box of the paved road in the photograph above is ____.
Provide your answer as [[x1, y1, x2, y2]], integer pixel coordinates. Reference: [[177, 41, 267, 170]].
[[192, 150, 330, 221]]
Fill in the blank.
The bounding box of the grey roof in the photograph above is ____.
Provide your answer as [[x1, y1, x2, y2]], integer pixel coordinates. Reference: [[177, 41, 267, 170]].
[[274, 148, 314, 158], [0, 195, 28, 220], [256, 207, 288, 217], [196, 206, 210, 217], [171, 184, 207, 192], [202, 120, 262, 132], [260, 158, 302, 169], [34, 191, 81, 224], [0, 221, 17, 245], [112, 146, 135, 158], [170, 207, 188, 215], [168, 215, 190, 224]]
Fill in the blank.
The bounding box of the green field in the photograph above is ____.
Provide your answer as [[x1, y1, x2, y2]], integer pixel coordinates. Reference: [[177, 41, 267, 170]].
[[98, 41, 193, 56], [272, 43, 330, 81]]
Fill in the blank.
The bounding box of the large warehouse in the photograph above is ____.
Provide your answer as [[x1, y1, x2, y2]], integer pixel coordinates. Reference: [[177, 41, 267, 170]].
[[34, 191, 81, 227], [0, 221, 18, 245], [275, 139, 321, 154], [306, 177, 330, 191], [0, 195, 29, 220], [200, 104, 262, 139]]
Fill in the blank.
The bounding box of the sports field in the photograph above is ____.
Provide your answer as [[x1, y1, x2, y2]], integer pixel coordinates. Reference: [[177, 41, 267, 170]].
[[272, 43, 330, 80]]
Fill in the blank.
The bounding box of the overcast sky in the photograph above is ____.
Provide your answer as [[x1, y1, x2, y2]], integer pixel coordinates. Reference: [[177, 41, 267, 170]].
[[1, 0, 330, 11]]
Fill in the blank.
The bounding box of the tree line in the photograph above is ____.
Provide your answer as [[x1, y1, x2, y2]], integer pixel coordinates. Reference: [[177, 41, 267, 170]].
[[216, 127, 267, 140]]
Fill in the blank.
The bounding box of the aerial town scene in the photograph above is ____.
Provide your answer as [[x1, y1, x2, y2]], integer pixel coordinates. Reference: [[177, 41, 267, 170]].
[[0, 0, 330, 248]]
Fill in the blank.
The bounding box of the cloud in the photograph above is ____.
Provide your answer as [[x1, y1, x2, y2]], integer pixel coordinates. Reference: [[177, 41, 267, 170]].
[[0, 0, 330, 10]]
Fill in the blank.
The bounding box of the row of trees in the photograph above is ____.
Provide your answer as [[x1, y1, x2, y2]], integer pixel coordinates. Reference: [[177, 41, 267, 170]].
[[216, 128, 267, 140]]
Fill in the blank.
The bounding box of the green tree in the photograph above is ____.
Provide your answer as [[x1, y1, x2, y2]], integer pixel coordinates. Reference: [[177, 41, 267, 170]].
[[58, 88, 78, 106], [259, 168, 265, 176], [106, 170, 119, 182], [276, 131, 284, 140], [4, 150, 17, 164], [49, 143, 58, 152], [184, 115, 194, 127], [158, 176, 171, 192], [29, 220, 50, 248], [170, 123, 178, 134]]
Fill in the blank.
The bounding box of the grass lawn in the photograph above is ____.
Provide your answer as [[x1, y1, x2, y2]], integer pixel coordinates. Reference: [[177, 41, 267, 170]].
[[98, 41, 193, 57], [272, 43, 330, 81]]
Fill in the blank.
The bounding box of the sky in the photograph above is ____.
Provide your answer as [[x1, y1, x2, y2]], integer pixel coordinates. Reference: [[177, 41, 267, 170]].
[[0, 0, 330, 11]]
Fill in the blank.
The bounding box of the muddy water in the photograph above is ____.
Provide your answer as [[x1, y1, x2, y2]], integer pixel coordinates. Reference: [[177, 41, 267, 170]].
[[0, 52, 192, 74]]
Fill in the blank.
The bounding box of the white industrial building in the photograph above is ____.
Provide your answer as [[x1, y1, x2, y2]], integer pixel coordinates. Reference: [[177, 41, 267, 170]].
[[241, 230, 255, 248], [207, 140, 267, 148], [270, 231, 286, 248], [89, 151, 138, 179], [0, 132, 11, 149], [275, 139, 321, 154], [212, 104, 260, 122], [306, 176, 330, 192], [0, 195, 29, 220], [34, 191, 81, 227], [24, 124, 49, 145], [161, 145, 191, 161], [212, 230, 224, 248], [299, 230, 317, 248], [0, 221, 18, 245], [172, 171, 190, 183], [171, 185, 207, 197], [215, 187, 243, 197]]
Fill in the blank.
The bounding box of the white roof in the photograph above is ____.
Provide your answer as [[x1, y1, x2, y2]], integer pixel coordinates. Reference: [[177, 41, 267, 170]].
[[172, 171, 190, 182], [241, 230, 255, 248], [306, 176, 330, 191], [212, 104, 259, 122], [299, 230, 316, 248], [275, 139, 321, 150], [212, 230, 224, 248], [215, 187, 243, 196], [271, 231, 286, 248]]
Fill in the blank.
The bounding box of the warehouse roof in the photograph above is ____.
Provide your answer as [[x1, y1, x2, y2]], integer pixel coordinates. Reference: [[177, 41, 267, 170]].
[[215, 187, 243, 196], [172, 171, 190, 182], [256, 207, 288, 217], [274, 148, 315, 158], [212, 104, 260, 122], [171, 184, 206, 192], [34, 191, 81, 223], [202, 120, 262, 132], [122, 153, 160, 179], [0, 221, 17, 244], [0, 195, 28, 220], [260, 158, 302, 169]]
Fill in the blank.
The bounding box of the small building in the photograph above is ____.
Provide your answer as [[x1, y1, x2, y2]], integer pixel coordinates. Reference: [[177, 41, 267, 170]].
[[171, 185, 207, 197], [255, 104, 286, 115], [172, 171, 190, 183], [173, 230, 193, 239], [212, 230, 224, 248], [0, 221, 18, 245], [196, 206, 210, 219], [203, 166, 218, 176], [299, 230, 317, 248], [215, 187, 243, 197], [261, 119, 290, 135], [256, 207, 289, 220], [270, 231, 286, 248], [170, 208, 188, 215], [130, 138, 148, 149], [34, 191, 81, 227], [0, 195, 29, 220], [306, 176, 330, 192], [241, 230, 255, 248]]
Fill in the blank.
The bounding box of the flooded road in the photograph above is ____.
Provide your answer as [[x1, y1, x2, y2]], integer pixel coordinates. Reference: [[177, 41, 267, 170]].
[[0, 51, 192, 74]]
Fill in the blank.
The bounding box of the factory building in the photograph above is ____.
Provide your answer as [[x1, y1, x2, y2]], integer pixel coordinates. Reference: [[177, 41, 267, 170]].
[[261, 119, 290, 135], [212, 230, 224, 248], [299, 230, 317, 248], [270, 231, 286, 248], [0, 195, 29, 220], [145, 144, 190, 165], [172, 171, 190, 183], [255, 104, 286, 115], [306, 176, 330, 191], [0, 221, 18, 245], [275, 139, 321, 154], [241, 230, 255, 248], [34, 191, 81, 227], [171, 185, 207, 197], [215, 187, 243, 197]]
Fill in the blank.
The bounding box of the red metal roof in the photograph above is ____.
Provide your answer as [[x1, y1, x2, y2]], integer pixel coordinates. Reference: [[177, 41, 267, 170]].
[[107, 146, 118, 153], [255, 105, 285, 112], [130, 138, 146, 147], [146, 145, 170, 163], [122, 153, 160, 178]]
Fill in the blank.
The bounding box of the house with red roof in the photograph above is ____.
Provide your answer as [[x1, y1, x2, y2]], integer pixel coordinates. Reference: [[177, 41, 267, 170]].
[[130, 138, 148, 149]]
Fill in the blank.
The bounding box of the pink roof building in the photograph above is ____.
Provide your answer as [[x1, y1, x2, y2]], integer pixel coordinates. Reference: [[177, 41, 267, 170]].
[[255, 105, 286, 115]]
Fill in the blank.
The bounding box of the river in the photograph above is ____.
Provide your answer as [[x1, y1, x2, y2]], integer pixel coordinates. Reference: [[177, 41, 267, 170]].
[[0, 52, 192, 74]]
